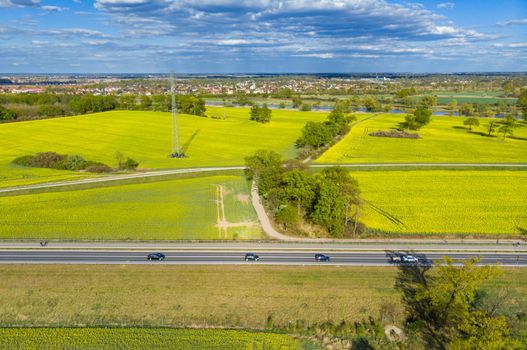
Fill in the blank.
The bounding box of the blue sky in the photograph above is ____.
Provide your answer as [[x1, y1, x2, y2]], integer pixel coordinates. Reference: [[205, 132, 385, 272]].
[[0, 0, 526, 73]]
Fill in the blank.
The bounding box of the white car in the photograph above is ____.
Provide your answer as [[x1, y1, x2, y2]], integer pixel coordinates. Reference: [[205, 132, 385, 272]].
[[391, 255, 419, 263], [401, 255, 419, 263]]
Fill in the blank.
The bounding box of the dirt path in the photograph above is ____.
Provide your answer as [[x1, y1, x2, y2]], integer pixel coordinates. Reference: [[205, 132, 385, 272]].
[[250, 181, 307, 241]]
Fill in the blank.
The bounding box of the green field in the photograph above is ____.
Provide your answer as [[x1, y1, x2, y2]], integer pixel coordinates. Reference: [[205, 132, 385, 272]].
[[0, 265, 524, 328], [431, 91, 517, 105], [0, 174, 262, 240], [354, 170, 527, 236], [317, 114, 527, 164], [1, 170, 524, 239], [0, 107, 328, 188], [0, 328, 310, 350]]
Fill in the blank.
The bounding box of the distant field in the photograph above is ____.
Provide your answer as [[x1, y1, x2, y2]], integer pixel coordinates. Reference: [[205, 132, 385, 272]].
[[354, 170, 527, 236], [317, 113, 527, 164], [0, 174, 262, 240], [0, 265, 524, 328], [433, 91, 517, 105], [0, 328, 310, 350], [0, 107, 329, 187]]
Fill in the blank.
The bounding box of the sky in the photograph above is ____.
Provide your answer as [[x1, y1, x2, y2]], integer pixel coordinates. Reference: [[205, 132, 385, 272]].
[[0, 0, 526, 73]]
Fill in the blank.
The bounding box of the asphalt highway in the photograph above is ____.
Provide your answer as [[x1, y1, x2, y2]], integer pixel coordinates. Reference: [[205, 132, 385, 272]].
[[0, 250, 525, 266]]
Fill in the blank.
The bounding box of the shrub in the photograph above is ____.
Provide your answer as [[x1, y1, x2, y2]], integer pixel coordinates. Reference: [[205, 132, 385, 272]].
[[369, 130, 420, 138], [62, 155, 88, 170], [29, 152, 67, 168], [123, 158, 139, 170], [300, 103, 312, 111], [85, 164, 113, 173], [249, 104, 272, 123], [0, 105, 17, 120], [12, 155, 34, 166]]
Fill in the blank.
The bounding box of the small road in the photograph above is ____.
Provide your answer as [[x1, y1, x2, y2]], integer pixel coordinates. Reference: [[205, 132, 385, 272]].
[[0, 250, 525, 266], [1, 163, 525, 194]]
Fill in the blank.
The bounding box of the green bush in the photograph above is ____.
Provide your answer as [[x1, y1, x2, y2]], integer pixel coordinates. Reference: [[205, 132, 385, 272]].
[[12, 155, 34, 167], [61, 155, 88, 170], [123, 158, 139, 170], [0, 105, 17, 120], [12, 152, 112, 173]]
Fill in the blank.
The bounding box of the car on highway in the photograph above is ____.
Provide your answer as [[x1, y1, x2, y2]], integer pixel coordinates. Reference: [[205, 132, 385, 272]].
[[147, 252, 166, 261], [244, 253, 260, 261], [391, 254, 418, 264], [315, 253, 330, 262]]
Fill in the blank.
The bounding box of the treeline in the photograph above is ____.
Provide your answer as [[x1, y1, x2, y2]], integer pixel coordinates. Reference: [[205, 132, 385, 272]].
[[0, 93, 207, 122], [296, 108, 357, 159], [245, 150, 363, 237], [13, 151, 139, 173]]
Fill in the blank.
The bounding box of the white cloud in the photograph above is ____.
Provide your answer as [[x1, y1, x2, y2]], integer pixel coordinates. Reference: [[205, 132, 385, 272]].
[[497, 18, 527, 27], [437, 2, 455, 10], [0, 0, 39, 8], [294, 53, 334, 59], [42, 5, 67, 12]]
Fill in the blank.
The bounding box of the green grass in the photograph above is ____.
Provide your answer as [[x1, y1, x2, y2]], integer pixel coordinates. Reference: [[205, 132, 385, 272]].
[[353, 169, 527, 236], [0, 174, 262, 240], [0, 107, 328, 188], [0, 265, 524, 329], [0, 328, 309, 350], [317, 114, 527, 164]]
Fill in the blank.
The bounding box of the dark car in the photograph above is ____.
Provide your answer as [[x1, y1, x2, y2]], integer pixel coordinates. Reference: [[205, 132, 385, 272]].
[[315, 253, 330, 262], [245, 253, 260, 261], [147, 252, 166, 261]]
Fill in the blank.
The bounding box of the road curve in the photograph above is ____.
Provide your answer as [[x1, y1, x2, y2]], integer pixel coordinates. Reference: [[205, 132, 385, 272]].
[[0, 250, 525, 266]]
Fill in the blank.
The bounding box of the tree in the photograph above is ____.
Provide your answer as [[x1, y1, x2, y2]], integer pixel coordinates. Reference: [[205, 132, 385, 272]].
[[176, 95, 206, 116], [274, 205, 299, 231], [139, 95, 152, 110], [498, 116, 517, 140], [245, 150, 284, 196], [291, 95, 302, 108], [395, 257, 516, 350], [319, 167, 361, 233], [325, 109, 353, 138], [311, 179, 346, 237], [404, 107, 431, 130], [414, 107, 432, 127], [463, 117, 480, 131], [420, 95, 437, 109], [459, 103, 475, 116], [0, 105, 17, 120], [151, 94, 170, 111], [516, 88, 527, 121], [334, 99, 352, 113], [295, 121, 332, 149], [404, 114, 419, 130], [300, 103, 312, 111], [449, 99, 458, 116], [249, 104, 272, 123], [119, 94, 137, 110], [281, 169, 316, 215], [363, 95, 381, 112], [487, 120, 498, 136]]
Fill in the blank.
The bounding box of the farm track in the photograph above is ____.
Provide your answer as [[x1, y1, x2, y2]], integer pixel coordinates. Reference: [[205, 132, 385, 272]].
[[1, 163, 526, 194]]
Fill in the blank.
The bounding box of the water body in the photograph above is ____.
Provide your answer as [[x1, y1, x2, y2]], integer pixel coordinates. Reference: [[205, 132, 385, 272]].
[[206, 101, 520, 118]]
